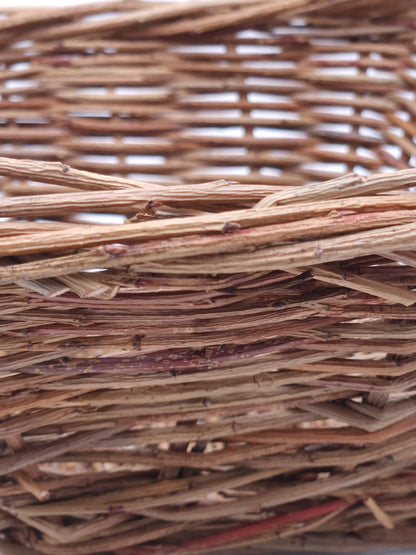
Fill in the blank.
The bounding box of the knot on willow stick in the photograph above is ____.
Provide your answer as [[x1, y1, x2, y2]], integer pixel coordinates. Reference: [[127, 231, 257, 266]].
[[60, 162, 71, 174], [145, 200, 163, 214], [354, 172, 368, 183], [51, 57, 71, 67], [132, 334, 143, 351], [315, 244, 323, 259], [103, 244, 129, 257], [392, 354, 404, 367], [222, 221, 241, 233]]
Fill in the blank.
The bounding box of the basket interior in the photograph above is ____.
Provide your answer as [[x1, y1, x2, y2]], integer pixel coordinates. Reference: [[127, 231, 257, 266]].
[[0, 0, 415, 188]]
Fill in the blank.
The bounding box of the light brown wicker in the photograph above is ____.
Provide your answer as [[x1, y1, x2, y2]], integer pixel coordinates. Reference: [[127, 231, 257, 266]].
[[1, 0, 416, 553]]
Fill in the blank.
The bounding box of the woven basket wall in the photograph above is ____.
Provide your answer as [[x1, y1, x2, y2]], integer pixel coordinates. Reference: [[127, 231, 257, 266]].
[[1, 1, 416, 553]]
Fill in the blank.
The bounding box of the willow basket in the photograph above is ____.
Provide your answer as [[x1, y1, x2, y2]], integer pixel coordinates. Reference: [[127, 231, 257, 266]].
[[1, 0, 416, 554]]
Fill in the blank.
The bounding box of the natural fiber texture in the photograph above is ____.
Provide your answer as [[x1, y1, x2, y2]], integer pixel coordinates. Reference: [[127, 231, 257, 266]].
[[0, 0, 416, 185], [1, 0, 416, 554]]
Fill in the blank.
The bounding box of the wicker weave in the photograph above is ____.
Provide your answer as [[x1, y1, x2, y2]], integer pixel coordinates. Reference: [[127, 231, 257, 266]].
[[1, 0, 416, 553]]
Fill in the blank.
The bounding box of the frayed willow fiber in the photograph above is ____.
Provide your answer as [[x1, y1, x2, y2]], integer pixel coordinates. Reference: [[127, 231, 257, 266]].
[[1, 1, 416, 554]]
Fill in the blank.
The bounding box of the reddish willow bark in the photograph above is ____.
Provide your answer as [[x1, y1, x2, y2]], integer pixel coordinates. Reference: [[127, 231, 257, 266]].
[[116, 499, 352, 554]]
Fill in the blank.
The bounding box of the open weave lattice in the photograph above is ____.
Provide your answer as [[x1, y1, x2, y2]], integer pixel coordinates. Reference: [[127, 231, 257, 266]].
[[1, 1, 416, 554]]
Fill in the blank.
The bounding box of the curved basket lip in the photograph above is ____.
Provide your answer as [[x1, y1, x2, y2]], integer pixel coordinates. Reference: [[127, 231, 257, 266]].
[[3, 0, 414, 39]]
